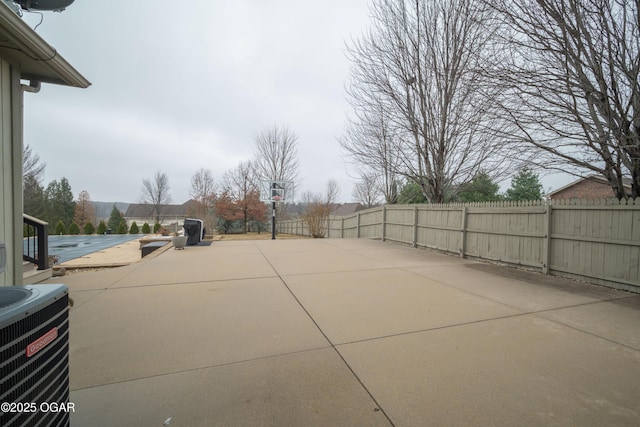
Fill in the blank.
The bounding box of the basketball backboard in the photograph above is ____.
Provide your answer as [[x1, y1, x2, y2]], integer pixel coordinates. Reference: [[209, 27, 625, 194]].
[[259, 180, 293, 202]]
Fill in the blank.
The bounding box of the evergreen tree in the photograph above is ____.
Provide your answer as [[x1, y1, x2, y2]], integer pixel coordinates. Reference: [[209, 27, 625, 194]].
[[153, 222, 161, 233], [141, 222, 151, 234], [45, 178, 75, 232], [129, 221, 140, 234], [397, 181, 428, 204], [117, 221, 128, 234], [54, 220, 67, 235], [68, 222, 80, 235], [108, 205, 125, 232], [505, 168, 544, 201], [84, 222, 95, 235], [457, 172, 501, 203], [23, 174, 46, 218], [97, 220, 107, 234]]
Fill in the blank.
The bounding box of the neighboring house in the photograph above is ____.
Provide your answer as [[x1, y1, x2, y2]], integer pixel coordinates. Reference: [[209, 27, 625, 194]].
[[0, 4, 89, 286], [284, 202, 367, 219], [547, 175, 632, 200], [331, 203, 366, 216], [94, 201, 130, 223], [124, 200, 200, 231]]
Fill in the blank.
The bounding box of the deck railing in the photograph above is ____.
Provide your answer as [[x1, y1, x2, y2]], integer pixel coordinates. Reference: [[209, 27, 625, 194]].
[[23, 214, 49, 270]]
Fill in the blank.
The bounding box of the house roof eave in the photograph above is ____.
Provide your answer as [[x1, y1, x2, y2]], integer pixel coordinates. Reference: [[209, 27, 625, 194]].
[[0, 3, 90, 88]]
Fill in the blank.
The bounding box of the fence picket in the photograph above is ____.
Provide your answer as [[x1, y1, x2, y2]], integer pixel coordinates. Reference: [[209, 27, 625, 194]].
[[278, 199, 639, 292]]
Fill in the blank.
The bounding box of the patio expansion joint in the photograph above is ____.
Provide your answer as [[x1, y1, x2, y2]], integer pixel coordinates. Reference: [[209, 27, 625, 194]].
[[279, 265, 406, 279], [256, 244, 397, 427], [403, 268, 640, 351], [69, 345, 333, 393], [528, 298, 640, 352], [332, 291, 640, 353], [107, 274, 281, 290]]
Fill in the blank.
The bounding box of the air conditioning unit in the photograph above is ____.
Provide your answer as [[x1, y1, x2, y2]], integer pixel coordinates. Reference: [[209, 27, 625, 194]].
[[0, 284, 70, 427]]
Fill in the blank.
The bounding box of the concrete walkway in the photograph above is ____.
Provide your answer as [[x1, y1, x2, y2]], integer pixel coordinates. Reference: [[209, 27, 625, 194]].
[[43, 239, 640, 426]]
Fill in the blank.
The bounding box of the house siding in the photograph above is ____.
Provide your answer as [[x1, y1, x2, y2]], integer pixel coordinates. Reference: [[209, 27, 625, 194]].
[[124, 201, 201, 231], [0, 58, 23, 286], [1, 7, 88, 286]]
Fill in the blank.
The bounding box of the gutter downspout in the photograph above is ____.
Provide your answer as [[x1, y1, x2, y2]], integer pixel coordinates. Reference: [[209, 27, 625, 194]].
[[21, 79, 40, 93]]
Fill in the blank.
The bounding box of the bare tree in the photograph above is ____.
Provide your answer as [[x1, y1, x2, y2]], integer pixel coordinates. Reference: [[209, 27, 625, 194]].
[[189, 168, 217, 233], [190, 168, 217, 204], [254, 124, 300, 226], [254, 124, 300, 186], [353, 171, 382, 208], [23, 144, 45, 184], [301, 180, 339, 238], [488, 0, 640, 199], [23, 145, 46, 218], [140, 171, 171, 223], [73, 190, 96, 229], [341, 103, 401, 204], [346, 0, 514, 203]]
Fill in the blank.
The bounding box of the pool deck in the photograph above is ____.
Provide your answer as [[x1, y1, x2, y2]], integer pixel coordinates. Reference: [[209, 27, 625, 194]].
[[42, 238, 640, 426], [57, 236, 175, 269], [57, 239, 144, 268]]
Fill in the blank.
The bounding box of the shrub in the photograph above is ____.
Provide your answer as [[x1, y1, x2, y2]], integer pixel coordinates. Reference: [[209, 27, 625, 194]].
[[301, 203, 332, 238], [97, 220, 107, 234], [141, 222, 151, 234], [54, 220, 66, 235], [68, 222, 80, 235], [129, 221, 139, 234], [84, 222, 95, 235], [153, 222, 161, 233], [117, 220, 127, 234]]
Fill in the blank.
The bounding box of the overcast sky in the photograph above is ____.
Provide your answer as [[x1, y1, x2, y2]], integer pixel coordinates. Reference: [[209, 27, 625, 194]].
[[21, 0, 572, 205], [21, 0, 373, 204]]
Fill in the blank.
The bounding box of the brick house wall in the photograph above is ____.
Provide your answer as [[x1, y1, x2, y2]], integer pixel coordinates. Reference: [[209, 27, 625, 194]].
[[550, 177, 617, 199]]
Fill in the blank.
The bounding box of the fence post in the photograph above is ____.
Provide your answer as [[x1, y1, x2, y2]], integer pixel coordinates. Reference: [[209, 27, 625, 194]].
[[382, 206, 387, 241], [460, 206, 467, 258], [357, 212, 361, 238], [341, 217, 344, 238], [413, 205, 418, 247], [542, 204, 552, 274], [327, 216, 330, 238]]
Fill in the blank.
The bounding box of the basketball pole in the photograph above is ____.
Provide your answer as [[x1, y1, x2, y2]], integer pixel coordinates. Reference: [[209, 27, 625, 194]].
[[271, 182, 276, 240], [271, 200, 276, 240]]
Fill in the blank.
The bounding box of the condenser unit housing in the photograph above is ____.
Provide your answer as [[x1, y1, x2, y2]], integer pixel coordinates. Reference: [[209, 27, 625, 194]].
[[0, 284, 70, 427]]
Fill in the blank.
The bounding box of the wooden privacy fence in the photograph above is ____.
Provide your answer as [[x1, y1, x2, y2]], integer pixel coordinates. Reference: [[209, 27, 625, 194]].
[[277, 199, 640, 293]]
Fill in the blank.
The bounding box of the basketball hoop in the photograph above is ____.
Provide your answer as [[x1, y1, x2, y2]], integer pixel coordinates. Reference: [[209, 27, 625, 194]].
[[259, 180, 293, 203], [257, 180, 294, 240]]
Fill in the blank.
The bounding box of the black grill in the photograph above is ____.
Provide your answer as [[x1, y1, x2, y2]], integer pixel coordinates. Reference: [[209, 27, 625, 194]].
[[0, 285, 70, 427]]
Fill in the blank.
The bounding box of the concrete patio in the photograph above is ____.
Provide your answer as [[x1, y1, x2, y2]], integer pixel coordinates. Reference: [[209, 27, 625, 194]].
[[43, 238, 640, 426]]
